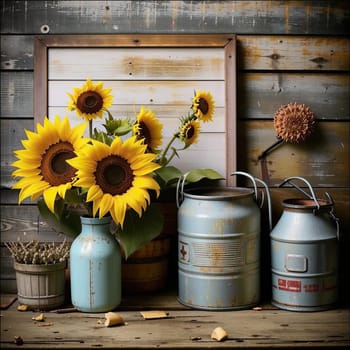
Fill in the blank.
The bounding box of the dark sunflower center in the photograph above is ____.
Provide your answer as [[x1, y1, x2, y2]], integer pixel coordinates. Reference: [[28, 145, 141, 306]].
[[136, 121, 152, 151], [198, 98, 209, 114], [95, 155, 134, 195], [41, 142, 76, 186], [77, 91, 103, 114], [184, 124, 195, 139]]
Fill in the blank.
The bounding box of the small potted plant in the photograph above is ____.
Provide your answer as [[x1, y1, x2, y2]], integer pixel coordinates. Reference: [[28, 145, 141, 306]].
[[5, 240, 70, 310]]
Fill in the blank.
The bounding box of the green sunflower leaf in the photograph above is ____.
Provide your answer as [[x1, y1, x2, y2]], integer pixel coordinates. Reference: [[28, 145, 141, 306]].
[[185, 168, 224, 183], [117, 203, 164, 259], [64, 188, 84, 206], [37, 199, 81, 238], [103, 117, 133, 136], [154, 166, 183, 188]]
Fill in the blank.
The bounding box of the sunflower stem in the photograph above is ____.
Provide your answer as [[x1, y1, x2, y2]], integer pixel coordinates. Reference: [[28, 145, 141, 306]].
[[83, 202, 93, 217], [165, 147, 178, 165], [159, 134, 178, 166], [89, 120, 93, 139]]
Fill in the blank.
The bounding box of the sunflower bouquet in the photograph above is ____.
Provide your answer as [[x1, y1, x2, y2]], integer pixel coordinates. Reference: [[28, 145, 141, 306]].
[[11, 78, 222, 258]]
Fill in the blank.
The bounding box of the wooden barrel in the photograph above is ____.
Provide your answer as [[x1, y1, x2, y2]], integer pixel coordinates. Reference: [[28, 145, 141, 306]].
[[122, 202, 178, 294], [122, 236, 171, 293]]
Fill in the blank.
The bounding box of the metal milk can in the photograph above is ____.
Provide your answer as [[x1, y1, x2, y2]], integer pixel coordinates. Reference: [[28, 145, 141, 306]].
[[270, 176, 339, 312], [177, 171, 272, 310]]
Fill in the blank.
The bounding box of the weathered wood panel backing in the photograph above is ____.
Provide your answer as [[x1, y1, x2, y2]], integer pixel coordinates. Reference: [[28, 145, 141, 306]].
[[1, 1, 349, 35], [3, 35, 350, 72]]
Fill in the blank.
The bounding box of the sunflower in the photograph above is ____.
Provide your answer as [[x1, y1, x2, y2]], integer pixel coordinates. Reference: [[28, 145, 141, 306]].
[[179, 118, 201, 146], [12, 116, 88, 212], [192, 90, 215, 123], [67, 136, 161, 227], [67, 78, 113, 122], [132, 106, 163, 152]]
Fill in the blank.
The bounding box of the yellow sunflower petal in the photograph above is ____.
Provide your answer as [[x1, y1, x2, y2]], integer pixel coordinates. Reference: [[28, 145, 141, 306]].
[[192, 90, 215, 123], [133, 106, 163, 151], [12, 168, 41, 177], [67, 78, 114, 121], [43, 187, 60, 213], [73, 176, 95, 189], [86, 185, 103, 202], [12, 159, 41, 170], [126, 187, 149, 214], [17, 182, 49, 204], [98, 193, 114, 218], [12, 115, 85, 206], [12, 176, 42, 189], [130, 154, 159, 171], [127, 186, 151, 206], [132, 162, 161, 176], [67, 157, 96, 173], [92, 195, 102, 217], [57, 183, 72, 199], [133, 176, 160, 197], [111, 196, 127, 226]]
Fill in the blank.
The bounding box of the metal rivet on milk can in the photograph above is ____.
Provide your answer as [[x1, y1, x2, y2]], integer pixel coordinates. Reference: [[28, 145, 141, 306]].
[[177, 171, 272, 310], [270, 176, 340, 312]]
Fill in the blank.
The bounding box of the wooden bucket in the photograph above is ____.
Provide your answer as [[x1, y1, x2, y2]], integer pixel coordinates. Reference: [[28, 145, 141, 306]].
[[14, 261, 66, 310]]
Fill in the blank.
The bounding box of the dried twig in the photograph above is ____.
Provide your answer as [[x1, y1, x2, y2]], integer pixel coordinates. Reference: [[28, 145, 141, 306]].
[[5, 239, 69, 264]]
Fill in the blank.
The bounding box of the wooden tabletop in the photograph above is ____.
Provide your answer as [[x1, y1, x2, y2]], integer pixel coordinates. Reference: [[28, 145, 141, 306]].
[[1, 291, 349, 349]]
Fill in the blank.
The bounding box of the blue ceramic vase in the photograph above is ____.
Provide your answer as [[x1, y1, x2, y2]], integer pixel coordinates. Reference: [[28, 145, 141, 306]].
[[70, 216, 121, 312]]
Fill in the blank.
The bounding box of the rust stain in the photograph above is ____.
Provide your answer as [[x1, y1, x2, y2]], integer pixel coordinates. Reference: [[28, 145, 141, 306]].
[[284, 3, 289, 34], [259, 158, 270, 183], [213, 219, 225, 235], [209, 243, 223, 267], [89, 259, 94, 309]]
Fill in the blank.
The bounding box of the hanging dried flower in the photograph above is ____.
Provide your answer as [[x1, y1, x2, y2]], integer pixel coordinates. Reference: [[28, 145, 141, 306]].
[[273, 102, 315, 143]]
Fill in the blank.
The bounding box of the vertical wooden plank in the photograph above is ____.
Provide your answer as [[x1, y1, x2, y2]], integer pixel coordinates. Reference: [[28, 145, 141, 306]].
[[33, 37, 48, 121], [225, 37, 237, 186]]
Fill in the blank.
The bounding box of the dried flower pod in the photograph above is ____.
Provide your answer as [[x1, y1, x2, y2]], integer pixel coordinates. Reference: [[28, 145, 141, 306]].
[[274, 102, 315, 143], [5, 240, 70, 265]]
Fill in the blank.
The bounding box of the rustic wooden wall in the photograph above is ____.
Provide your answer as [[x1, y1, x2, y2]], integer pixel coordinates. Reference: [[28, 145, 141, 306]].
[[1, 1, 349, 303]]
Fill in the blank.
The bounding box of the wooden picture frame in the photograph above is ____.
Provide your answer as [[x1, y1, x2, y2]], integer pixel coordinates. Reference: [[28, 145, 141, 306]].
[[33, 34, 236, 185]]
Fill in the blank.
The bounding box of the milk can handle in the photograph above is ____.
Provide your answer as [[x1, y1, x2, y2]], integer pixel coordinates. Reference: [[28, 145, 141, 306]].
[[325, 192, 341, 240], [230, 171, 273, 231], [254, 177, 273, 231], [230, 171, 258, 201], [176, 172, 189, 208], [279, 176, 320, 210]]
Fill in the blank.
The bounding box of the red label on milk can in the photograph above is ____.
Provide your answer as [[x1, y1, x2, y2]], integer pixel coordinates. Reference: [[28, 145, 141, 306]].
[[278, 278, 301, 292]]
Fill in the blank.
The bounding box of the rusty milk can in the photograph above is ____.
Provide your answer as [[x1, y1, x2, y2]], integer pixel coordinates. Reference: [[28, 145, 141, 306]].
[[177, 171, 272, 310], [270, 176, 339, 311]]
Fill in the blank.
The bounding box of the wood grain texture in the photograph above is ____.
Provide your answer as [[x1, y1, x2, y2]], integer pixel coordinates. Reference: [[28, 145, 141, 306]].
[[1, 0, 349, 306], [238, 36, 350, 71], [0, 296, 349, 348], [0, 35, 34, 70], [237, 120, 350, 187], [3, 35, 350, 72], [238, 73, 350, 120], [48, 47, 225, 80], [1, 72, 33, 118], [1, 1, 349, 35], [3, 71, 348, 123]]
